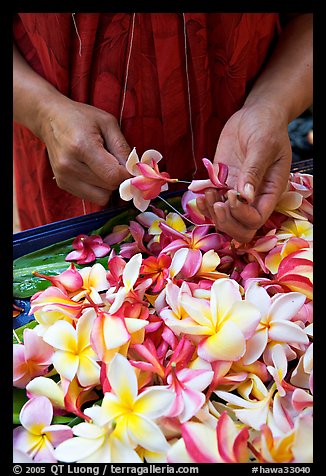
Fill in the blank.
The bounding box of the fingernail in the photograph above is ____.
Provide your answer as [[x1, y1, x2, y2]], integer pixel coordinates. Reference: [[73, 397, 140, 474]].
[[244, 183, 255, 202]]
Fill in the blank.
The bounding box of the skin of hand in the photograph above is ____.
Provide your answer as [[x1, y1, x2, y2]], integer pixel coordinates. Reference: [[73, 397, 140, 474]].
[[197, 13, 312, 243], [197, 102, 292, 243], [39, 98, 132, 206], [13, 43, 131, 206]]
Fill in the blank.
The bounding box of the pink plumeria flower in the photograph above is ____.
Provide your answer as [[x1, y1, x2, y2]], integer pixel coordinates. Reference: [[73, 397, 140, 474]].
[[43, 309, 101, 387], [164, 365, 214, 423], [159, 223, 225, 278], [90, 304, 148, 364], [106, 254, 126, 289], [140, 254, 172, 293], [13, 396, 73, 463], [289, 172, 313, 197], [168, 411, 249, 463], [234, 232, 278, 274], [66, 234, 111, 265], [29, 286, 83, 334], [275, 247, 313, 300], [189, 158, 230, 194], [265, 236, 310, 275], [13, 328, 54, 388], [100, 257, 152, 362], [119, 148, 178, 212], [181, 190, 213, 225], [243, 282, 308, 365], [119, 221, 150, 259], [32, 263, 83, 294], [167, 420, 223, 463], [103, 224, 130, 245]]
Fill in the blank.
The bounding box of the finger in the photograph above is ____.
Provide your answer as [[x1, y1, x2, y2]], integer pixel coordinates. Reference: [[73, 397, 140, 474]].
[[72, 161, 125, 191], [227, 189, 264, 229], [196, 196, 210, 217], [237, 146, 274, 204], [100, 118, 132, 165], [211, 201, 258, 243], [82, 144, 131, 190], [55, 177, 112, 206], [203, 188, 222, 220]]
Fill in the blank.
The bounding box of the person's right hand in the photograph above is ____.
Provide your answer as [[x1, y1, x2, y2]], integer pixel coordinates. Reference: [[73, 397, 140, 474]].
[[39, 98, 131, 206]]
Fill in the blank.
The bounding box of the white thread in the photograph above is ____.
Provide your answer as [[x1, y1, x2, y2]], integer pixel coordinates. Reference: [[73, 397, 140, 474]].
[[182, 13, 197, 179], [119, 13, 136, 128], [72, 13, 82, 57], [72, 14, 84, 213]]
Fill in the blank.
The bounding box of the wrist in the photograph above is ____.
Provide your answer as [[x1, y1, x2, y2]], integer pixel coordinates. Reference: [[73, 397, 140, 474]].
[[34, 91, 72, 143], [242, 95, 290, 128]]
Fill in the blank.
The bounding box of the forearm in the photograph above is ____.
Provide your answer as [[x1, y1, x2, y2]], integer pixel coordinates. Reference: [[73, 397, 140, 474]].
[[244, 13, 313, 123], [13, 43, 68, 140]]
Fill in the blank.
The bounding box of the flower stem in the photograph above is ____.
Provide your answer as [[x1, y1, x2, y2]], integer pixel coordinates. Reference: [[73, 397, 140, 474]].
[[175, 180, 192, 184]]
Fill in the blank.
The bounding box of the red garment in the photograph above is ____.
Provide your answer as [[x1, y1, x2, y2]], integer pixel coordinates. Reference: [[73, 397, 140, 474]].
[[13, 13, 280, 230]]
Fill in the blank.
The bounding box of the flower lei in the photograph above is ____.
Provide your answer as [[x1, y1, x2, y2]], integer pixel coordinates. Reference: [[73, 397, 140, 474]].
[[13, 148, 313, 464]]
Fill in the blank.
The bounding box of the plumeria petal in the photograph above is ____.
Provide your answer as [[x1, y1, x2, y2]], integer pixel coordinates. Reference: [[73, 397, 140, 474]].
[[134, 387, 174, 419], [107, 353, 138, 406], [198, 320, 246, 362], [127, 414, 169, 452], [20, 396, 53, 434]]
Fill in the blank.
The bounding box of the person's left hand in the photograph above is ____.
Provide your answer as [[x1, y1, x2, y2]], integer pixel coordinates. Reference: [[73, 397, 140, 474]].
[[196, 101, 293, 242]]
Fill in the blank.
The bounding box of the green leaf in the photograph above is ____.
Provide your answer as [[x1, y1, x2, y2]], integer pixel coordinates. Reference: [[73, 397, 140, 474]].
[[67, 416, 84, 427], [13, 238, 75, 299], [52, 415, 77, 425], [13, 320, 38, 343], [13, 388, 29, 424]]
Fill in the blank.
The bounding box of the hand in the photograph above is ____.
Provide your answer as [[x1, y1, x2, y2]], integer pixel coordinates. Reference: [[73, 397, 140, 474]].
[[40, 98, 131, 205], [197, 102, 292, 242]]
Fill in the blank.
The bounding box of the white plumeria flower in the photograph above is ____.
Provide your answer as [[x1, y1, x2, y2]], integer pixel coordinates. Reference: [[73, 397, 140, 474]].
[[54, 407, 142, 463], [43, 309, 100, 387], [242, 282, 308, 365], [96, 353, 175, 453], [162, 278, 261, 362]]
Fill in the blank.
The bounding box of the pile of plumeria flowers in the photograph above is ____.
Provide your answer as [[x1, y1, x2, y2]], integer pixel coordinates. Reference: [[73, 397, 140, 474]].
[[13, 148, 313, 464]]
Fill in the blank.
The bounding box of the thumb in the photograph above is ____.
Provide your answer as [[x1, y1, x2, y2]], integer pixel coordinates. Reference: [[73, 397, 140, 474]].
[[237, 147, 272, 203], [101, 118, 132, 166]]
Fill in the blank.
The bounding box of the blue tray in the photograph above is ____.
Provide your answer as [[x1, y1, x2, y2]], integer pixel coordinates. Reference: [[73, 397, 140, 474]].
[[13, 206, 128, 260]]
